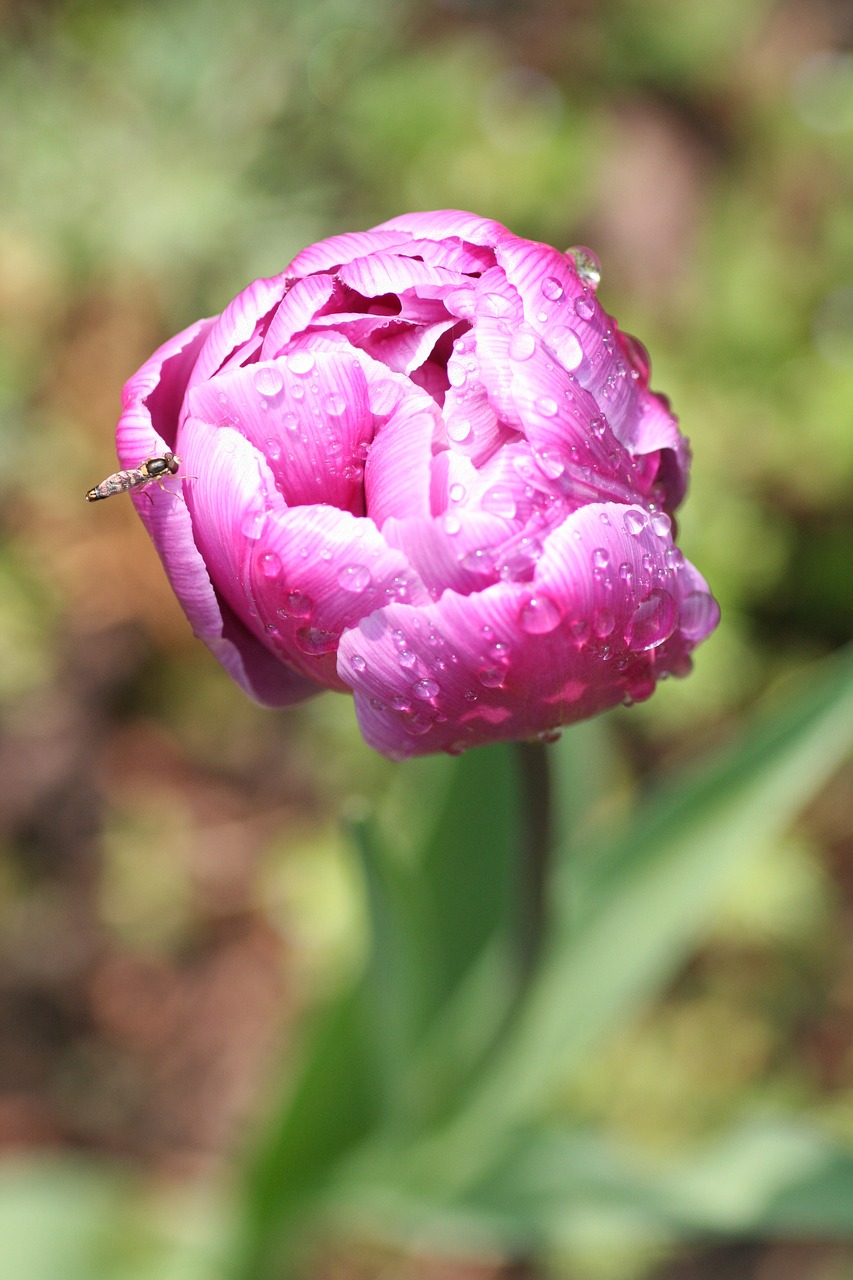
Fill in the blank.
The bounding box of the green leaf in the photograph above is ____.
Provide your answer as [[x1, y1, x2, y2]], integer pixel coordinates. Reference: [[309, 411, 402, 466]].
[[409, 646, 853, 1184]]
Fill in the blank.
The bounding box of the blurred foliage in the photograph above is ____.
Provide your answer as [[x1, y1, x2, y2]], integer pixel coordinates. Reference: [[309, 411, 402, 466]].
[[1, 0, 853, 1278]]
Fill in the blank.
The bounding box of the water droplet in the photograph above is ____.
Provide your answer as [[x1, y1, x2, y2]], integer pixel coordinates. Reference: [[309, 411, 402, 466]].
[[627, 587, 677, 651], [351, 654, 367, 673], [665, 547, 684, 571], [536, 395, 558, 417], [296, 625, 338, 655], [478, 665, 507, 688], [448, 417, 472, 443], [253, 365, 284, 397], [623, 509, 646, 537], [590, 413, 607, 438], [508, 330, 536, 362], [592, 547, 610, 570], [482, 291, 513, 317], [337, 563, 372, 593], [551, 328, 583, 370], [447, 361, 467, 388], [568, 246, 601, 289], [283, 411, 300, 432], [240, 509, 265, 540], [538, 728, 562, 744], [541, 276, 564, 301], [444, 513, 461, 535], [325, 391, 346, 416], [402, 712, 434, 735], [518, 594, 562, 634], [266, 438, 283, 461], [460, 547, 496, 575], [259, 551, 281, 579], [574, 292, 595, 320], [481, 485, 517, 519], [534, 447, 565, 479], [399, 649, 417, 669], [651, 512, 671, 537], [593, 607, 615, 638], [280, 589, 312, 618], [412, 678, 440, 701], [449, 481, 467, 503], [680, 590, 720, 639], [287, 351, 315, 376]]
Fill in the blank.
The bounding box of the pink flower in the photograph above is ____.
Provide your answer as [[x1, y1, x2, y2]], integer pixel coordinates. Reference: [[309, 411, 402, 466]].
[[116, 210, 719, 759]]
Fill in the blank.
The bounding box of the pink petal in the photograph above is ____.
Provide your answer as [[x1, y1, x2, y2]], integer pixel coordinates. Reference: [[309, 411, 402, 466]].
[[337, 501, 718, 758], [372, 209, 512, 247], [286, 228, 414, 275], [364, 398, 442, 526], [259, 274, 340, 360], [338, 252, 457, 299], [185, 350, 373, 515], [116, 345, 316, 708], [188, 274, 288, 388], [117, 317, 215, 463], [382, 510, 517, 596]]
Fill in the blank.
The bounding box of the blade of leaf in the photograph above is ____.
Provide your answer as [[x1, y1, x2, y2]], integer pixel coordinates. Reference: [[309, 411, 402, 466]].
[[411, 646, 853, 1182]]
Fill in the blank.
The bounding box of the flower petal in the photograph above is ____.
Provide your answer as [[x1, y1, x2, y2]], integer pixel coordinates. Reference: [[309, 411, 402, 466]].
[[373, 209, 512, 247], [185, 350, 373, 515], [117, 317, 215, 464], [337, 501, 718, 758], [188, 274, 288, 388]]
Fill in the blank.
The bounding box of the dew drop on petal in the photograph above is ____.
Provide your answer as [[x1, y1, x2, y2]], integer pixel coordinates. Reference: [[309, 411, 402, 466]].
[[259, 551, 281, 579], [337, 563, 372, 593], [593, 607, 615, 638], [590, 413, 607, 438], [478, 665, 507, 688], [680, 590, 720, 639], [541, 276, 564, 301], [283, 411, 300, 433], [567, 246, 602, 289], [592, 547, 610, 570], [665, 547, 684, 571], [296, 625, 339, 655], [536, 395, 558, 417], [241, 510, 265, 540], [266, 438, 283, 461], [351, 654, 367, 673], [651, 512, 672, 537], [281, 589, 313, 618], [448, 417, 472, 443], [551, 328, 583, 369], [412, 678, 440, 701], [399, 649, 417, 669], [287, 351, 315, 376], [325, 391, 346, 416], [508, 330, 536, 362], [627, 587, 677, 651], [444, 513, 462, 535], [623, 509, 647, 537], [574, 293, 596, 320], [535, 447, 565, 479], [449, 481, 467, 502], [253, 365, 284, 397], [518, 594, 562, 634], [481, 485, 517, 519]]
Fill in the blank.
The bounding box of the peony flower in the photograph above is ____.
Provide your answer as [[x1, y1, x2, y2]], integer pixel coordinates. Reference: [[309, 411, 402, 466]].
[[115, 210, 719, 759]]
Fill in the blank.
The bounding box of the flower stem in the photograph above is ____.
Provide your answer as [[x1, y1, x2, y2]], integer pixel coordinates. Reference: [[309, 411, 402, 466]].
[[512, 740, 553, 989]]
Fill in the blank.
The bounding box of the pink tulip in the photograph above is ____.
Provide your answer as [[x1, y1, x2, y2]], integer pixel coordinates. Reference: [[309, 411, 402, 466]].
[[115, 211, 719, 759]]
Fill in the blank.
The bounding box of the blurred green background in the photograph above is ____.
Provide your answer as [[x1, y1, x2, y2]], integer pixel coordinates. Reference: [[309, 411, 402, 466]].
[[1, 1, 852, 1277]]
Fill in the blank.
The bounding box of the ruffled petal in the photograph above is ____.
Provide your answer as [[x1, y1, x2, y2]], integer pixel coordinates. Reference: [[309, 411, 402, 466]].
[[337, 501, 718, 758], [286, 228, 414, 275], [181, 418, 428, 691], [259, 274, 340, 360], [372, 209, 512, 247], [364, 397, 442, 526], [185, 350, 373, 515], [188, 274, 289, 387], [117, 317, 215, 464]]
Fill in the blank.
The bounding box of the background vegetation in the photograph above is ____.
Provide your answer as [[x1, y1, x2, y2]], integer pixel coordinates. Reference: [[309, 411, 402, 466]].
[[1, 1, 852, 1277]]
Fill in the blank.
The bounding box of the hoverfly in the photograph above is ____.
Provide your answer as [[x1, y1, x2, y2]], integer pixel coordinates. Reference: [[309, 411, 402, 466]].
[[86, 452, 182, 502]]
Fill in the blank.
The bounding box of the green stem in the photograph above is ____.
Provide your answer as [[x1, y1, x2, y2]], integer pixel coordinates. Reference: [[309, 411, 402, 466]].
[[513, 740, 554, 989]]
